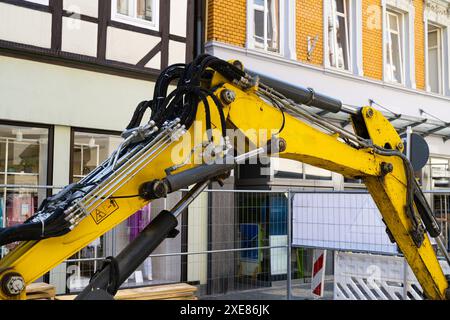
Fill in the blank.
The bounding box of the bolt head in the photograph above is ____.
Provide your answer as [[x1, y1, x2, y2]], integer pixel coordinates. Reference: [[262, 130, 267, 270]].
[[397, 142, 404, 151], [153, 180, 169, 198], [2, 273, 25, 296], [278, 139, 287, 153], [366, 108, 374, 118], [381, 162, 394, 175], [220, 90, 236, 105]]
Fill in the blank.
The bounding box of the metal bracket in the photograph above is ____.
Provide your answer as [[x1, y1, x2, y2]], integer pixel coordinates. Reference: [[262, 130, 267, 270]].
[[307, 35, 319, 61]]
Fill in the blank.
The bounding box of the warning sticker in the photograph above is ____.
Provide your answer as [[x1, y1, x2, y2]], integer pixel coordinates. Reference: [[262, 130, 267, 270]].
[[90, 199, 119, 225]]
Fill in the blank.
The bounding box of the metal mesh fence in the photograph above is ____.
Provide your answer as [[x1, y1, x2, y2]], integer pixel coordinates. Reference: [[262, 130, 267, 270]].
[[1, 185, 449, 300]]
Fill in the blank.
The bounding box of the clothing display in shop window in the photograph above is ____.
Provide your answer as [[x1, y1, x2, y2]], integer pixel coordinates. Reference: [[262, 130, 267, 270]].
[[6, 193, 35, 226], [127, 204, 151, 241], [127, 204, 152, 281], [0, 197, 3, 228]]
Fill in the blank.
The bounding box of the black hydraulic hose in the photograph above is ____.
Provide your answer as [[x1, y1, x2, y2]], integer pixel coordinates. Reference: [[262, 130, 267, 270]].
[[198, 87, 228, 138], [0, 208, 70, 246], [126, 100, 152, 130]]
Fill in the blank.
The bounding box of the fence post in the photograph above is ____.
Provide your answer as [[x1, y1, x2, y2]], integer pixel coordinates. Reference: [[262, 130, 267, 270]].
[[403, 126, 412, 300], [287, 189, 292, 300]]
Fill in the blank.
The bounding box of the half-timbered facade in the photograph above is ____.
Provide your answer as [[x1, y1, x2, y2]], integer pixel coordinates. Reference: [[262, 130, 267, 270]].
[[0, 0, 197, 293]]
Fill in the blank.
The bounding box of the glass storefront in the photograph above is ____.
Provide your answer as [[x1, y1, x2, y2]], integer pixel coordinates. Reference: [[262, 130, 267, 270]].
[[236, 192, 288, 286], [0, 123, 50, 257], [66, 130, 123, 292], [422, 156, 450, 251], [66, 130, 154, 293]]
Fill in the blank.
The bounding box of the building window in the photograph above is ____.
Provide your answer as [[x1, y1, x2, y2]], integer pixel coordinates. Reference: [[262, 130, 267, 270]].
[[0, 123, 50, 257], [246, 0, 296, 58], [252, 0, 280, 52], [272, 159, 332, 181], [327, 0, 351, 70], [66, 130, 156, 292], [112, 0, 159, 30], [427, 157, 450, 189], [67, 130, 122, 293], [385, 10, 404, 84], [427, 24, 444, 94]]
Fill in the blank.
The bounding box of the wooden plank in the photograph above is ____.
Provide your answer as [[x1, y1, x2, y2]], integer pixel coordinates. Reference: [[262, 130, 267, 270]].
[[55, 283, 198, 301], [26, 283, 56, 300]]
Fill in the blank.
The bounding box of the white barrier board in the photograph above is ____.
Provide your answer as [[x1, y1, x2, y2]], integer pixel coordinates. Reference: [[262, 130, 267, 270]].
[[292, 192, 398, 254], [334, 251, 450, 300]]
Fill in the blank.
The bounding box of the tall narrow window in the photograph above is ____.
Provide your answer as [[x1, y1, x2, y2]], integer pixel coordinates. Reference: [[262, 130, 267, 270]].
[[113, 0, 158, 30], [253, 0, 280, 53], [385, 10, 404, 84], [0, 124, 50, 257], [427, 24, 443, 94], [327, 0, 351, 70]]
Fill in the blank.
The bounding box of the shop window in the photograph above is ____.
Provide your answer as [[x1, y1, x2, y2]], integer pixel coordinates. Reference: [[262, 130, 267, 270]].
[[304, 163, 332, 181], [112, 0, 159, 30], [432, 194, 450, 251], [0, 123, 50, 257], [67, 131, 122, 292], [344, 177, 363, 184], [236, 192, 288, 285], [273, 159, 332, 181], [326, 0, 351, 71], [428, 157, 450, 189], [427, 24, 444, 94], [67, 130, 156, 293], [385, 10, 405, 84]]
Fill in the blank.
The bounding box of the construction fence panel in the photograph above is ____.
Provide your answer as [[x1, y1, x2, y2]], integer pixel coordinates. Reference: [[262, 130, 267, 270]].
[[1, 185, 449, 301], [57, 189, 295, 300]]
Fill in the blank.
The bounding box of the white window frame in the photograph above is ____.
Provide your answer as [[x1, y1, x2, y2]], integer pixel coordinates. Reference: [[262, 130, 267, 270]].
[[251, 0, 281, 53], [111, 0, 159, 31], [246, 0, 296, 59], [324, 0, 362, 75], [385, 9, 405, 84], [25, 0, 49, 5], [382, 0, 415, 88], [424, 1, 450, 97], [426, 24, 444, 94], [327, 0, 351, 71]]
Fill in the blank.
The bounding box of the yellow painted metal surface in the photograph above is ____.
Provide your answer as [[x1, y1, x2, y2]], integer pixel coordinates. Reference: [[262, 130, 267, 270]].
[[0, 74, 447, 300]]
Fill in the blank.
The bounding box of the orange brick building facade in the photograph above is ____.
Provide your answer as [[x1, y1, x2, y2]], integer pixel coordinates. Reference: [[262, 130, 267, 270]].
[[204, 0, 450, 189], [206, 0, 446, 92]]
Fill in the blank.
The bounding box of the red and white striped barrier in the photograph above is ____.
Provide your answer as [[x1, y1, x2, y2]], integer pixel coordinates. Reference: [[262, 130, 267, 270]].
[[311, 249, 327, 298]]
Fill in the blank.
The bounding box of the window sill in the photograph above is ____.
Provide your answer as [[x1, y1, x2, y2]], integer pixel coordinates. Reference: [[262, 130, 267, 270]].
[[206, 41, 450, 103], [383, 79, 407, 88], [324, 66, 354, 77], [246, 46, 285, 59], [111, 14, 158, 32], [25, 0, 49, 5]]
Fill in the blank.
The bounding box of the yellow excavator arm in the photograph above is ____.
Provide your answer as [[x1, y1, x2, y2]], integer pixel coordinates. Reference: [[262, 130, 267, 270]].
[[0, 55, 448, 300]]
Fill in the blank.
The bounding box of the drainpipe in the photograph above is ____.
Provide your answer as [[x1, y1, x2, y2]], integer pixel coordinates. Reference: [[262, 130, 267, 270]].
[[195, 0, 207, 57]]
